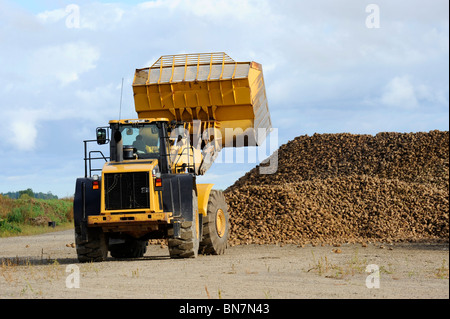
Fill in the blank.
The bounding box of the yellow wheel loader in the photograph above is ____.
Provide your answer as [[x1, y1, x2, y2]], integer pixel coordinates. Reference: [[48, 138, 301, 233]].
[[73, 53, 271, 262]]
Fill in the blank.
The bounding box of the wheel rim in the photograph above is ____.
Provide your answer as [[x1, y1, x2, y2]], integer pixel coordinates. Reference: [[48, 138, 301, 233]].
[[216, 209, 226, 238], [196, 213, 199, 239]]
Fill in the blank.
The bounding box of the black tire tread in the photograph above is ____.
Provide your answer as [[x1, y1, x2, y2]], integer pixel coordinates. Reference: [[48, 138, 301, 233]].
[[109, 240, 147, 259], [75, 227, 108, 263], [168, 191, 199, 258]]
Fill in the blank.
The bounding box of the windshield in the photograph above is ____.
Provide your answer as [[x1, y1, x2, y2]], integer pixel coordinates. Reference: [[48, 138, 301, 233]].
[[120, 123, 160, 159]]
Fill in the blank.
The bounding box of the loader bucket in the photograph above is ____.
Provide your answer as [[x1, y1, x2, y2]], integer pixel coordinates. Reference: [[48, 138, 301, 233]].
[[132, 52, 271, 148]]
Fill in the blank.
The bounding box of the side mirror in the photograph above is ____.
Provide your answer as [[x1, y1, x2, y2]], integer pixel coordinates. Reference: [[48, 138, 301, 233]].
[[96, 128, 107, 145]]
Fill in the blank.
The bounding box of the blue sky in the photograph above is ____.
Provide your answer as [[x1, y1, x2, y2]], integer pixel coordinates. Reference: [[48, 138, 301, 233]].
[[0, 0, 448, 198]]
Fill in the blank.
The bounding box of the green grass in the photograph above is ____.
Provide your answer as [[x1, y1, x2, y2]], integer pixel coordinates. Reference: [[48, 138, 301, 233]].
[[308, 250, 368, 279], [435, 259, 449, 279], [0, 194, 73, 237]]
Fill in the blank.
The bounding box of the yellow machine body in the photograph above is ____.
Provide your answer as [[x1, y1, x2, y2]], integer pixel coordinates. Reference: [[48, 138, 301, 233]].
[[87, 156, 214, 236], [84, 53, 270, 243]]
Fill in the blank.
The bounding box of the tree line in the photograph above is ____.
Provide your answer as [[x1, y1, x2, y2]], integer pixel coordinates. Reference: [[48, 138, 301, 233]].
[[1, 188, 58, 200]]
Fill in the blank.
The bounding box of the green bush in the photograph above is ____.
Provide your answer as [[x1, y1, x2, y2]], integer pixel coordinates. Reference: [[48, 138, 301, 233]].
[[0, 219, 22, 233], [31, 205, 44, 218], [7, 207, 26, 223]]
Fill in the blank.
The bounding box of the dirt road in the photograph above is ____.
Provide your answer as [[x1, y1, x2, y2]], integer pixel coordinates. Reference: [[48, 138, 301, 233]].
[[0, 230, 448, 299]]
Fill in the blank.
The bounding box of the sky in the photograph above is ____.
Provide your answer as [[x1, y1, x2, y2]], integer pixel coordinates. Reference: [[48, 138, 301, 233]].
[[0, 0, 448, 198]]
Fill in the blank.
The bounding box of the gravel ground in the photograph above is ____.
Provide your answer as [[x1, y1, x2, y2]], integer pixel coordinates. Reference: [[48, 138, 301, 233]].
[[0, 229, 448, 299]]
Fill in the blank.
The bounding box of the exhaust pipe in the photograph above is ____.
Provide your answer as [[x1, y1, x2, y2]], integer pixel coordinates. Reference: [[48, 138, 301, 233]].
[[114, 130, 123, 162]]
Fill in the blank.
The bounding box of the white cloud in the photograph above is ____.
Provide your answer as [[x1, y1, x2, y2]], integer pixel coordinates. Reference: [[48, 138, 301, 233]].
[[381, 76, 419, 109], [379, 76, 448, 110], [36, 7, 66, 24], [36, 3, 124, 31], [183, 0, 269, 21], [74, 83, 123, 120], [138, 0, 178, 10], [3, 109, 43, 150], [30, 42, 100, 86], [79, 3, 125, 31], [9, 119, 38, 150], [415, 84, 449, 106]]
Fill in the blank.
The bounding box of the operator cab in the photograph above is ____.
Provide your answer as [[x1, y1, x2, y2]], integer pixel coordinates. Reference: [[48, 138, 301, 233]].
[[98, 119, 172, 174], [95, 118, 201, 176]]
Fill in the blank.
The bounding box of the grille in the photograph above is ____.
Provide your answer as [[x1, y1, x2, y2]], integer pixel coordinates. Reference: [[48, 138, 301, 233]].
[[104, 172, 150, 210]]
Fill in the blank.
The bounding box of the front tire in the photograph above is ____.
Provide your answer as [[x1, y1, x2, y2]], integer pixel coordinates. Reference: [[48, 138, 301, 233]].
[[199, 190, 229, 255], [168, 191, 200, 258]]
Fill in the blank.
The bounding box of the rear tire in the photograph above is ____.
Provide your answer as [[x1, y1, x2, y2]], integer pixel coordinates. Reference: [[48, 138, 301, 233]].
[[199, 190, 229, 255], [168, 191, 200, 258], [75, 226, 108, 262], [109, 239, 147, 258]]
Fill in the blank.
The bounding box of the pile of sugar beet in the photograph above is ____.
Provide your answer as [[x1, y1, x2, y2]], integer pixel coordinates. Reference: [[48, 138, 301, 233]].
[[224, 130, 449, 246]]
